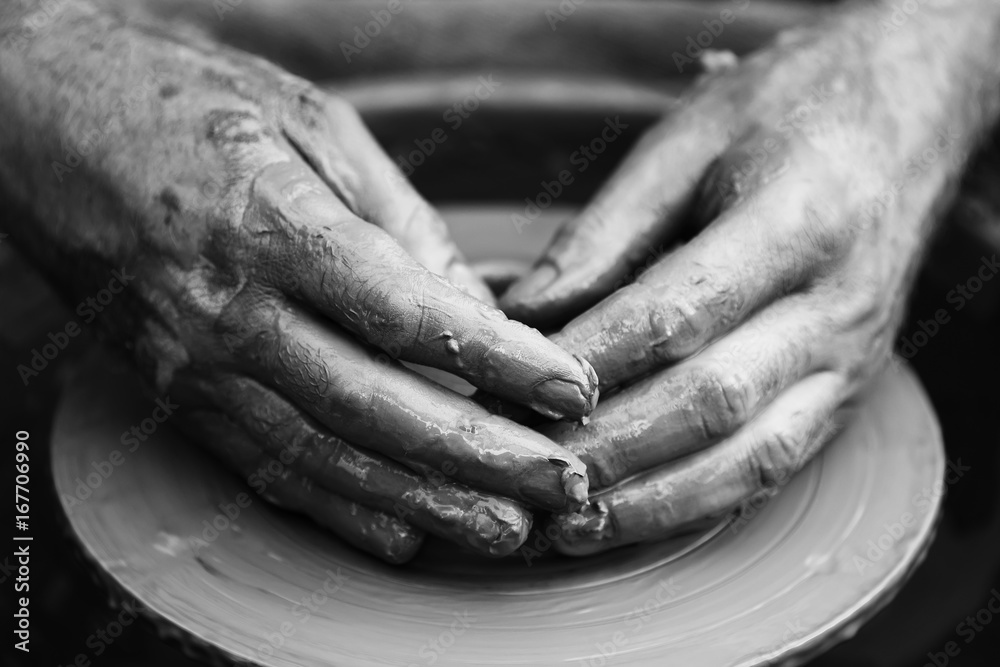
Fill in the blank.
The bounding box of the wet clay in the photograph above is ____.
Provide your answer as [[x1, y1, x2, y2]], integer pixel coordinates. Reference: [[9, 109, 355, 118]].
[[51, 208, 943, 666]]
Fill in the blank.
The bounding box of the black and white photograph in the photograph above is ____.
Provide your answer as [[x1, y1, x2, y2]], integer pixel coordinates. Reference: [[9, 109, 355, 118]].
[[2, 1, 1000, 665]]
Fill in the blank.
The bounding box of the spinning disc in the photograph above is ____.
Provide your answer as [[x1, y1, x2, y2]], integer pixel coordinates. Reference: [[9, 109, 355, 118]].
[[51, 209, 943, 667], [51, 354, 942, 667]]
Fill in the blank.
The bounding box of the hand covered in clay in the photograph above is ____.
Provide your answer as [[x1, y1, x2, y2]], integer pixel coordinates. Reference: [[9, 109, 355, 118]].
[[502, 1, 1000, 554], [0, 3, 597, 562]]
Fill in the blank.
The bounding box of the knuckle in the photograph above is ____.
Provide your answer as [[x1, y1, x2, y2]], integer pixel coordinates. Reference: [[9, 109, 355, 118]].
[[839, 324, 895, 386], [702, 149, 762, 213], [282, 79, 342, 124], [295, 83, 327, 111], [594, 442, 641, 488], [206, 108, 270, 149], [321, 92, 360, 121], [645, 296, 703, 363], [743, 431, 800, 492], [797, 196, 848, 262], [830, 271, 891, 332], [275, 343, 331, 405], [589, 454, 623, 489], [215, 287, 269, 353], [686, 368, 751, 441]]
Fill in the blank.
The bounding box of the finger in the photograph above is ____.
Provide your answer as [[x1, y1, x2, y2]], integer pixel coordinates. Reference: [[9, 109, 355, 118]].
[[501, 100, 733, 328], [181, 412, 424, 564], [471, 259, 531, 298], [551, 372, 847, 556], [260, 462, 423, 565], [221, 295, 590, 511], [543, 297, 825, 489], [246, 157, 598, 421], [549, 185, 848, 391], [278, 91, 494, 303], [212, 376, 532, 557]]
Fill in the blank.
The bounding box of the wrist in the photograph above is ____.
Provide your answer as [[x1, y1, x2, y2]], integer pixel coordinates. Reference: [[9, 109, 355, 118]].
[[831, 0, 1000, 144]]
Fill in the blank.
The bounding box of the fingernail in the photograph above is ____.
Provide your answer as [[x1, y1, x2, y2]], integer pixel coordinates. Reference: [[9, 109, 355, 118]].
[[501, 263, 558, 309], [485, 505, 533, 557], [537, 455, 590, 511], [517, 465, 571, 511], [378, 524, 425, 564], [528, 357, 599, 422], [429, 492, 530, 557], [577, 355, 601, 418], [562, 468, 590, 508], [551, 500, 615, 555], [527, 378, 582, 421]]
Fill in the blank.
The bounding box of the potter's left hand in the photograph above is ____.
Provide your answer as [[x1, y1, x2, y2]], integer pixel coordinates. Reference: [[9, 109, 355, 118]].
[[501, 0, 1000, 554]]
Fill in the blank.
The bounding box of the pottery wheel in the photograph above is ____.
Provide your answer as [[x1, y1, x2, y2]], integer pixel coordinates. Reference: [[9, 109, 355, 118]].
[[51, 209, 944, 667]]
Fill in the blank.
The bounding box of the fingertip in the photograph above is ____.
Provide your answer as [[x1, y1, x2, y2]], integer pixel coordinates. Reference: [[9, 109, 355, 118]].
[[484, 506, 533, 558], [579, 355, 601, 415], [471, 259, 531, 297], [377, 525, 425, 564], [563, 471, 590, 508], [500, 266, 604, 331], [515, 453, 587, 512], [527, 378, 588, 422], [500, 263, 559, 312], [547, 450, 591, 511], [524, 353, 600, 423], [516, 469, 570, 511], [463, 320, 598, 423], [549, 500, 616, 556]]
